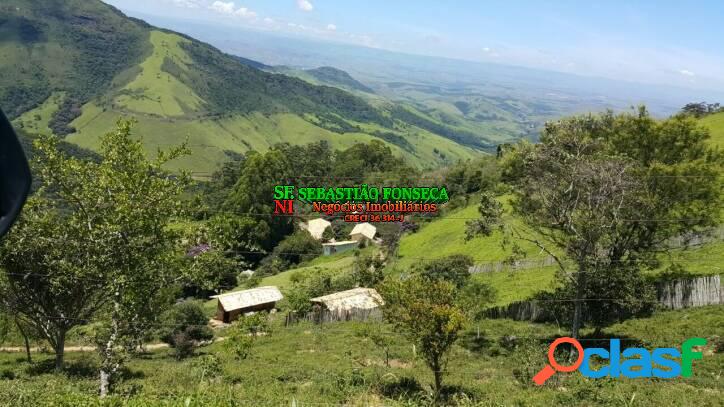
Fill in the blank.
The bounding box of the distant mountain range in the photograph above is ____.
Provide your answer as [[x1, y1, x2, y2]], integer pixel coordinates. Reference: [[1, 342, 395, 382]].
[[2, 0, 491, 173]]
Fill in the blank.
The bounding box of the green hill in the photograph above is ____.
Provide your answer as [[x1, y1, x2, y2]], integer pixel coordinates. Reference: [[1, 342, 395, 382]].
[[1, 0, 480, 173], [397, 198, 723, 306], [305, 66, 375, 94], [700, 111, 724, 148]]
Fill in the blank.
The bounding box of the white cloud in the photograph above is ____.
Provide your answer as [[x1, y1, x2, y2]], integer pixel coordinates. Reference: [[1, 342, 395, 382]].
[[326, 23, 337, 31], [209, 1, 235, 14], [297, 0, 314, 12], [208, 1, 257, 19], [170, 0, 200, 8], [264, 17, 275, 24], [235, 7, 257, 19], [679, 69, 695, 77], [482, 47, 491, 53]]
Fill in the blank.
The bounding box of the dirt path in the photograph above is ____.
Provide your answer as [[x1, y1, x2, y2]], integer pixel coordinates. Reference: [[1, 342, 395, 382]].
[[0, 342, 170, 353], [0, 338, 228, 353]]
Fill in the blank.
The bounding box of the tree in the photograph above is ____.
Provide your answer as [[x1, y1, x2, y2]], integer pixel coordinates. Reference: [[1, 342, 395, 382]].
[[224, 313, 269, 360], [271, 230, 323, 267], [206, 213, 270, 265], [321, 226, 335, 243], [464, 192, 502, 240], [0, 198, 109, 371], [223, 149, 295, 249], [24, 119, 189, 396], [417, 254, 474, 289], [352, 252, 385, 287], [159, 301, 213, 359], [380, 276, 467, 396], [473, 108, 722, 338], [332, 140, 399, 183], [538, 265, 655, 334], [680, 102, 722, 118], [183, 248, 239, 296]]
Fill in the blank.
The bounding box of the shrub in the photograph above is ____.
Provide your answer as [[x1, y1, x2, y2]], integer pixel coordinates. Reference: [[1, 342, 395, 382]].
[[190, 354, 222, 381], [171, 331, 195, 360], [223, 314, 269, 360], [159, 301, 213, 359], [273, 231, 323, 265]]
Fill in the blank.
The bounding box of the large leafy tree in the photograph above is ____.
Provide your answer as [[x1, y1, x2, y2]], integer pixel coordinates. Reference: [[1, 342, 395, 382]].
[[1, 119, 190, 395], [224, 148, 295, 248], [474, 108, 722, 338], [0, 198, 109, 371]]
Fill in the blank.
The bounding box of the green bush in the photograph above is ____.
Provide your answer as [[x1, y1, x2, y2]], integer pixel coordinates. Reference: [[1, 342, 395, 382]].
[[224, 313, 269, 360], [159, 301, 213, 359]]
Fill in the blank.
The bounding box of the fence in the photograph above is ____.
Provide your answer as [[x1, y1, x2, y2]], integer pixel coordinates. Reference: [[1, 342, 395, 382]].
[[468, 227, 723, 275], [285, 307, 383, 326], [485, 274, 722, 322], [468, 256, 557, 274]]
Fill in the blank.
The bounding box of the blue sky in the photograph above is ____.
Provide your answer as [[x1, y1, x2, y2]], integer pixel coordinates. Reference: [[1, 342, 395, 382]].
[[105, 0, 724, 91]]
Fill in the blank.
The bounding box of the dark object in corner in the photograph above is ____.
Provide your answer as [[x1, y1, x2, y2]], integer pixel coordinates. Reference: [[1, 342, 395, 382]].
[[0, 108, 31, 238]]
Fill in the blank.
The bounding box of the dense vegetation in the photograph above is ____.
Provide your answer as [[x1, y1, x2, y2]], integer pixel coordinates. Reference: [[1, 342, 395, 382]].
[[0, 104, 720, 404], [0, 1, 722, 403], [0, 0, 149, 132]]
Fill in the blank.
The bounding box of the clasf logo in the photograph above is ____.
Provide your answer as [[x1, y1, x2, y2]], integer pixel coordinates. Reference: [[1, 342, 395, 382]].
[[533, 337, 707, 385]]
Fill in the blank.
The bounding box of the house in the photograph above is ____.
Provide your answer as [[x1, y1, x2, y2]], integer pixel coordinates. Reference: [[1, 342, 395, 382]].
[[322, 240, 359, 256], [300, 218, 332, 240], [311, 288, 384, 312], [350, 222, 377, 242], [210, 286, 283, 323]]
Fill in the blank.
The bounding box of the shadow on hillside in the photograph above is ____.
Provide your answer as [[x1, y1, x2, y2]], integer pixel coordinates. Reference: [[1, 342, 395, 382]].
[[26, 358, 96, 378], [377, 376, 423, 400], [458, 332, 493, 354]]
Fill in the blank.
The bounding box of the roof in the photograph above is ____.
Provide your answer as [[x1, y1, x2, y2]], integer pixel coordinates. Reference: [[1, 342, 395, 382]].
[[322, 240, 359, 247], [311, 288, 384, 311], [211, 286, 283, 312], [350, 222, 376, 240], [304, 218, 332, 240]]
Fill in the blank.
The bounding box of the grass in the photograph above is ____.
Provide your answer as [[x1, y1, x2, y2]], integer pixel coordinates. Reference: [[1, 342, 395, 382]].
[[396, 197, 548, 271], [473, 266, 558, 307], [12, 92, 64, 136], [58, 32, 478, 174], [66, 105, 477, 173], [701, 111, 724, 148], [114, 31, 204, 117], [0, 306, 721, 406], [397, 198, 723, 307]]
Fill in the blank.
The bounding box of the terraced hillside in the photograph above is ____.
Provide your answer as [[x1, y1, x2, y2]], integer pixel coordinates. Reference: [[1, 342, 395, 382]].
[[2, 0, 480, 173]]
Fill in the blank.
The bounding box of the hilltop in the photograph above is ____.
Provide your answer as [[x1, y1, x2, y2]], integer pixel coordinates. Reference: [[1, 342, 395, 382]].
[[2, 0, 479, 172]]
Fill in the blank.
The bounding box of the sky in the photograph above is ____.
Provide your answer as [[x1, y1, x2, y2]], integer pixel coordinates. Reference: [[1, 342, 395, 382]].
[[104, 0, 724, 91]]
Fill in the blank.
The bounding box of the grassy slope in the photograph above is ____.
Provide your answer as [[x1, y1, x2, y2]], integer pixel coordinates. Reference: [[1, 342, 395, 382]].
[[700, 111, 724, 148], [396, 197, 549, 269], [0, 305, 721, 405], [397, 199, 724, 306], [12, 92, 64, 136], [59, 29, 477, 173], [4, 0, 481, 173], [114, 31, 204, 117]]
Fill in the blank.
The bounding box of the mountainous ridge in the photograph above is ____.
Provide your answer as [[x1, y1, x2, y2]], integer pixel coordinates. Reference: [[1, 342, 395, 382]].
[[2, 0, 485, 172]]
